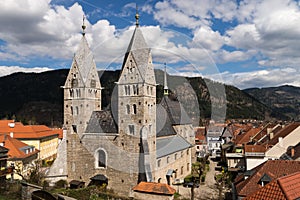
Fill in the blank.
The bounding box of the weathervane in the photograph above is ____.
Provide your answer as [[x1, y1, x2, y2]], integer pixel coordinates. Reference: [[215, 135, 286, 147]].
[[135, 4, 139, 27], [82, 15, 86, 36]]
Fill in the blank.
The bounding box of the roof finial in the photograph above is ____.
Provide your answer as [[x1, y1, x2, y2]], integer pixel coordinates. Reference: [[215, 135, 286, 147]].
[[135, 4, 139, 27], [164, 63, 169, 96], [82, 15, 86, 36]]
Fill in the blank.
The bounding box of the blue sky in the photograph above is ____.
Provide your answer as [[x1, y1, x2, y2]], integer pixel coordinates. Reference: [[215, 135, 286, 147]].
[[1, 0, 300, 89]]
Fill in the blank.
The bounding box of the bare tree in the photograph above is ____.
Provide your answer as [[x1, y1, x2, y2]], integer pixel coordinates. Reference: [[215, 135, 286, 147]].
[[190, 155, 209, 200]]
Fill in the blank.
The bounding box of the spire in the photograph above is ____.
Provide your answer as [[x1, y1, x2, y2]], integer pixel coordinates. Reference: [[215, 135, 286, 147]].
[[164, 63, 169, 96], [82, 15, 86, 36], [135, 4, 139, 27]]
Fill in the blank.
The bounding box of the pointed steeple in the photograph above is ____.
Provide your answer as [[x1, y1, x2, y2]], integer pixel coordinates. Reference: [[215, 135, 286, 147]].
[[164, 63, 169, 95], [72, 18, 98, 85]]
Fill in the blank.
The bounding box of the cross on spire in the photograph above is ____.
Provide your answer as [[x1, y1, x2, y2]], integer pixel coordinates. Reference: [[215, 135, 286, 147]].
[[135, 4, 139, 27], [82, 15, 86, 36]]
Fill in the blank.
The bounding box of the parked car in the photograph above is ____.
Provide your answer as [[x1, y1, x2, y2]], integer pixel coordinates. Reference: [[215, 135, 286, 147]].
[[172, 178, 184, 185], [183, 182, 199, 188]]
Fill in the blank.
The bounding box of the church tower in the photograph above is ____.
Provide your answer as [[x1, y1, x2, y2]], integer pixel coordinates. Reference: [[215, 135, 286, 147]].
[[62, 17, 102, 181], [117, 10, 156, 183], [63, 16, 102, 136]]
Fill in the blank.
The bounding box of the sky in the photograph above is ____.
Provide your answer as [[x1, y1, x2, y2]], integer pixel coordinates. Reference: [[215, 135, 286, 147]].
[[1, 0, 300, 89]]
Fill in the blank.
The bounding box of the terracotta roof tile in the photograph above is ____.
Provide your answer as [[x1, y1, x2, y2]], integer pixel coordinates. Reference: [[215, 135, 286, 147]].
[[278, 172, 300, 200], [0, 134, 39, 159], [132, 181, 176, 195], [235, 160, 300, 197], [244, 145, 267, 153], [264, 123, 300, 146], [0, 120, 60, 140], [244, 179, 286, 200], [244, 171, 300, 200], [235, 127, 261, 144]]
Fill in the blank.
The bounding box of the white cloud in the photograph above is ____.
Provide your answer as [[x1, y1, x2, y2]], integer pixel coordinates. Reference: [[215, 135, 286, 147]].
[[192, 26, 225, 51], [209, 67, 300, 89], [0, 66, 52, 77]]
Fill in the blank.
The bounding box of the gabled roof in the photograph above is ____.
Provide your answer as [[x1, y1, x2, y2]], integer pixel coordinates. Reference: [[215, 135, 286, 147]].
[[132, 181, 176, 195], [0, 120, 60, 140], [156, 135, 192, 158], [235, 127, 261, 144], [235, 160, 300, 197], [85, 111, 118, 134], [244, 171, 300, 200], [0, 134, 39, 160], [264, 123, 300, 146]]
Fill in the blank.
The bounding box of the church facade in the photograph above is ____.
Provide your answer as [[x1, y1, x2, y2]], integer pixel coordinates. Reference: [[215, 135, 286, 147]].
[[46, 15, 195, 196]]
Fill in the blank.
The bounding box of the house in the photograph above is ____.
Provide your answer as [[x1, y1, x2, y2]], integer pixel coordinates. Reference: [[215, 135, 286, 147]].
[[233, 160, 300, 199], [206, 125, 225, 157], [0, 120, 61, 164], [244, 171, 300, 200], [46, 13, 195, 196], [0, 134, 39, 180], [194, 127, 207, 157], [244, 122, 300, 170], [132, 181, 176, 200]]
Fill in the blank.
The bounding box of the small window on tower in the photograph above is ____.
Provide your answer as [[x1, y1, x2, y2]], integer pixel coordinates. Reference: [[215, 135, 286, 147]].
[[90, 79, 96, 88], [126, 105, 130, 114], [129, 125, 135, 135], [71, 78, 78, 87], [133, 104, 137, 114]]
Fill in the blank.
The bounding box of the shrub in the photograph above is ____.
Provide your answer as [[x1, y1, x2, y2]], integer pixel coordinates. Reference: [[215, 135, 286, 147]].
[[54, 179, 67, 189]]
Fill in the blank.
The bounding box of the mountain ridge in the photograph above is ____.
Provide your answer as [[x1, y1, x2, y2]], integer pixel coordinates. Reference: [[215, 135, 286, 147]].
[[0, 69, 290, 126]]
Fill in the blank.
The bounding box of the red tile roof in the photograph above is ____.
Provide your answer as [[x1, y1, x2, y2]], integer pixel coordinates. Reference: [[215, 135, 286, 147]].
[[244, 145, 267, 153], [244, 171, 300, 200], [0, 134, 39, 160], [0, 120, 60, 140], [132, 182, 176, 195], [264, 123, 300, 146], [235, 127, 261, 144], [195, 127, 206, 144], [278, 172, 300, 200], [235, 160, 300, 197]]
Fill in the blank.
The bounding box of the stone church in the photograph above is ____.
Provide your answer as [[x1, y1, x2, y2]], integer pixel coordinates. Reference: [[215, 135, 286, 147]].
[[46, 14, 195, 196]]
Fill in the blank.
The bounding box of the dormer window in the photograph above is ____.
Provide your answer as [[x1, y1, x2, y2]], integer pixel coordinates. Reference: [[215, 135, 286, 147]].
[[259, 173, 271, 186]]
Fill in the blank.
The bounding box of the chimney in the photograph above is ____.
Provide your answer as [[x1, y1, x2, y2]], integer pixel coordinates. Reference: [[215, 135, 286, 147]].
[[267, 128, 272, 135], [278, 137, 283, 147], [291, 148, 295, 157], [270, 132, 274, 139]]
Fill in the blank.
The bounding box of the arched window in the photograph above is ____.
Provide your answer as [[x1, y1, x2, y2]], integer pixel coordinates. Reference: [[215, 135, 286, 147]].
[[133, 104, 137, 114], [96, 149, 107, 168], [76, 106, 79, 115]]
